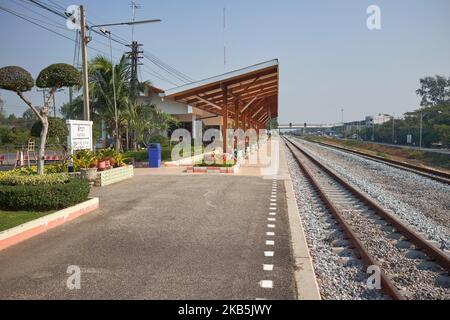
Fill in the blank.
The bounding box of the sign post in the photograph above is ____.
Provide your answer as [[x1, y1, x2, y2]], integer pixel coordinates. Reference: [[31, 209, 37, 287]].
[[66, 119, 93, 171]]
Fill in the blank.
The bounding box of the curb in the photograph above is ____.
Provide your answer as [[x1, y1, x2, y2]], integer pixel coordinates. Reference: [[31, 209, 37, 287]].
[[278, 143, 321, 300], [0, 197, 99, 251]]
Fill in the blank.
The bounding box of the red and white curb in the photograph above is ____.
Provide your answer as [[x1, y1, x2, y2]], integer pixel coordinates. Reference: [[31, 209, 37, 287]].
[[0, 198, 99, 251]]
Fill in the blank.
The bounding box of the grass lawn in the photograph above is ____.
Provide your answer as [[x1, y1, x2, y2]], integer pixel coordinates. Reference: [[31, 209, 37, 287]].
[[0, 210, 54, 232]]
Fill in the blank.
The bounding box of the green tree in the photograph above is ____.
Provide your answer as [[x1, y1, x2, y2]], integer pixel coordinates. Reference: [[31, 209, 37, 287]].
[[22, 108, 37, 129], [416, 75, 450, 106], [89, 55, 133, 150], [31, 117, 68, 145], [60, 96, 84, 120], [0, 94, 5, 124], [0, 64, 80, 175], [267, 118, 279, 130]]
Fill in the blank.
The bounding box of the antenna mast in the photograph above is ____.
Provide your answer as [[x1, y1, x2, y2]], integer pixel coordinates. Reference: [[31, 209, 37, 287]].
[[130, 1, 141, 41], [223, 7, 226, 66]]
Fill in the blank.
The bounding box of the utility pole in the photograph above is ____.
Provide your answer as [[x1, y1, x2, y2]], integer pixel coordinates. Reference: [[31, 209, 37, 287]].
[[392, 115, 395, 144], [80, 5, 90, 121], [127, 41, 143, 101], [419, 112, 423, 149]]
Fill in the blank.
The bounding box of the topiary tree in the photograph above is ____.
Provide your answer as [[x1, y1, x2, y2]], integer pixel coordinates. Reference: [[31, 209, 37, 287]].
[[0, 64, 81, 175]]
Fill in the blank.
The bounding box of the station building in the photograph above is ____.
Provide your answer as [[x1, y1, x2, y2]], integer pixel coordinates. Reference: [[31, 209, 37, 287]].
[[138, 59, 279, 149]]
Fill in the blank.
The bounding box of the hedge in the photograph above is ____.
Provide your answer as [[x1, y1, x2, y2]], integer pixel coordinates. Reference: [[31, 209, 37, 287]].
[[0, 173, 69, 186], [0, 178, 90, 211]]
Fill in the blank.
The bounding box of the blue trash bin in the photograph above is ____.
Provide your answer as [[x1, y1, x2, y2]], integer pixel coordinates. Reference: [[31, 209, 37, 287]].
[[148, 143, 161, 168]]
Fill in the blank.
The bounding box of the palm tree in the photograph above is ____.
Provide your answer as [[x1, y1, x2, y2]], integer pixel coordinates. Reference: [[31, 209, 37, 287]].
[[88, 55, 133, 150], [125, 103, 179, 148], [62, 54, 177, 150]]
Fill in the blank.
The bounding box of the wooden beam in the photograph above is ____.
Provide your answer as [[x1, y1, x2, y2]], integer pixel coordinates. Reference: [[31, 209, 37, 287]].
[[194, 95, 222, 110], [184, 76, 278, 105], [222, 85, 228, 156], [252, 106, 264, 119], [171, 67, 276, 101], [240, 96, 258, 113], [234, 100, 240, 151]]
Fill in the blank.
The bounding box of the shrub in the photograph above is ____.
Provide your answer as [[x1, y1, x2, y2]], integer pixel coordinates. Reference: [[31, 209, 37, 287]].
[[36, 63, 81, 88], [72, 149, 97, 169], [0, 178, 90, 211], [0, 172, 68, 186], [31, 117, 68, 142], [0, 163, 68, 177], [0, 66, 34, 92], [408, 150, 425, 160], [148, 134, 169, 146]]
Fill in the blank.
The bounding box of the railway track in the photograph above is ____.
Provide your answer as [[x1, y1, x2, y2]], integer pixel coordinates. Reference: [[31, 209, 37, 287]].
[[283, 136, 450, 300], [308, 139, 450, 185]]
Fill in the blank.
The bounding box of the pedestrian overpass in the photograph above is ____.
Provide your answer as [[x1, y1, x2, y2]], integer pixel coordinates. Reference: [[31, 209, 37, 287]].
[[278, 123, 342, 130]]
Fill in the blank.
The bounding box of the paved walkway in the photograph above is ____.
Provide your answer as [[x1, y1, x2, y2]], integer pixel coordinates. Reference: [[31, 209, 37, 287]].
[[0, 172, 296, 299]]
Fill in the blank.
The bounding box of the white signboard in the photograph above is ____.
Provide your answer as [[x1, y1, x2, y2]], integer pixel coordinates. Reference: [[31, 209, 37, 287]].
[[67, 119, 93, 152], [406, 134, 412, 144]]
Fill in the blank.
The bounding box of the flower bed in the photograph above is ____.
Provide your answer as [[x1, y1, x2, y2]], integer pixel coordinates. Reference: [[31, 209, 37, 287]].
[[186, 161, 241, 175], [95, 165, 134, 187]]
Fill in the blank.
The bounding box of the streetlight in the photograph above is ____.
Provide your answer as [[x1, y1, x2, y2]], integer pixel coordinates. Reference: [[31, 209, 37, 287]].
[[419, 110, 442, 149]]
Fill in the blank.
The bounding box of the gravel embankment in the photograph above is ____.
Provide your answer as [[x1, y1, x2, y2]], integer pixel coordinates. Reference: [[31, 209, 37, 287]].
[[293, 138, 450, 250], [285, 145, 387, 300]]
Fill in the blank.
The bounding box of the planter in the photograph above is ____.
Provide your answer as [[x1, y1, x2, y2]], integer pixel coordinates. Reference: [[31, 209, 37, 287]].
[[95, 165, 134, 187], [97, 161, 106, 171], [80, 167, 98, 185], [186, 162, 241, 175]]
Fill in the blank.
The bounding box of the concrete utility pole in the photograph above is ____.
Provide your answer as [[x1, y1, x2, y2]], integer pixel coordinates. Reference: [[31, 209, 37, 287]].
[[80, 5, 90, 121], [392, 115, 395, 143], [419, 112, 423, 149], [127, 41, 143, 100]]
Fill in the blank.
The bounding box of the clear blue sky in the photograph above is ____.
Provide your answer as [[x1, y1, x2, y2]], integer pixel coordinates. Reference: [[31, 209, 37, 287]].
[[1, 0, 449, 124]]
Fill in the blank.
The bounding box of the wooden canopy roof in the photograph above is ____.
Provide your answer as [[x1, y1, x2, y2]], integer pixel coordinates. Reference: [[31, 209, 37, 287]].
[[162, 59, 279, 126]]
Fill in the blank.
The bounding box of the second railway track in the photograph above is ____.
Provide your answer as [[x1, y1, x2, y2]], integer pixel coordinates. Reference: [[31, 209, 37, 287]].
[[310, 140, 450, 185], [283, 136, 450, 300]]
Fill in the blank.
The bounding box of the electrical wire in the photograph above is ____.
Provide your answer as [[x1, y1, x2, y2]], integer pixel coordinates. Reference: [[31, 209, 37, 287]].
[[9, 0, 195, 87]]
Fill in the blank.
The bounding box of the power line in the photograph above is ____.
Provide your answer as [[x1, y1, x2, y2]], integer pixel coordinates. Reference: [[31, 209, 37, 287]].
[[10, 0, 68, 29], [11, 0, 194, 87], [26, 0, 194, 85], [143, 51, 194, 83], [0, 5, 116, 58]]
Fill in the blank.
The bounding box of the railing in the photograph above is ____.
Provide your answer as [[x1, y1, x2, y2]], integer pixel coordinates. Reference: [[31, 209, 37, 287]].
[[0, 144, 67, 166]]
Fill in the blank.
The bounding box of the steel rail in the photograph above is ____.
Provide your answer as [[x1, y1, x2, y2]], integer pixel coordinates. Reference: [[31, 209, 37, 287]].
[[285, 137, 450, 272], [307, 139, 450, 185]]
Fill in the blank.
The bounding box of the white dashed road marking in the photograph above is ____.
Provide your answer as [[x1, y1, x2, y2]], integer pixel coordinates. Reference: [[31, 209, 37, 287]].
[[263, 264, 274, 271], [266, 240, 275, 246], [264, 251, 274, 257], [260, 280, 273, 288], [266, 231, 275, 236]]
